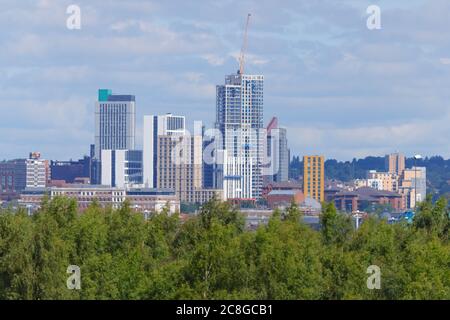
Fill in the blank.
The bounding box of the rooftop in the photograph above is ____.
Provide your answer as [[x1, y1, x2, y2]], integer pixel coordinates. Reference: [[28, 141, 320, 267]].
[[268, 190, 299, 196], [107, 94, 135, 102], [335, 187, 402, 200]]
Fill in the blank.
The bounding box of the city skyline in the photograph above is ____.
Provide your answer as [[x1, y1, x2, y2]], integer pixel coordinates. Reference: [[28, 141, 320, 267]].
[[1, 0, 450, 161]]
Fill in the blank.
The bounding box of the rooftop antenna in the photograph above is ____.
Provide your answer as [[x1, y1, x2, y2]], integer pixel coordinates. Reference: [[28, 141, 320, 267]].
[[238, 13, 252, 75]]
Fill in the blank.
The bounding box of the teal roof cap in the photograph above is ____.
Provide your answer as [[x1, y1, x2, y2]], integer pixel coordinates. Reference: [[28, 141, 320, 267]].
[[98, 89, 112, 101]]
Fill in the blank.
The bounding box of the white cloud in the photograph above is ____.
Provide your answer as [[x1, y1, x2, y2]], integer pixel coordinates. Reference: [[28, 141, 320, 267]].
[[7, 34, 48, 56], [230, 51, 269, 68], [201, 54, 225, 66], [286, 111, 450, 160], [1, 0, 450, 160]]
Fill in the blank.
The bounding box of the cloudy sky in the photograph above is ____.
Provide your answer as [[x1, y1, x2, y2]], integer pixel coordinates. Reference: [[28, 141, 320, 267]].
[[1, 0, 449, 161]]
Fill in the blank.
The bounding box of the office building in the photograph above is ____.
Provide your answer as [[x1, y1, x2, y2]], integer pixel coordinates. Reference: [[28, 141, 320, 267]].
[[266, 117, 289, 183], [399, 166, 427, 208], [202, 127, 228, 191], [50, 156, 90, 183], [303, 155, 325, 203], [101, 149, 143, 188], [216, 73, 264, 200], [202, 137, 215, 189], [26, 152, 50, 189], [385, 153, 405, 175], [0, 159, 27, 200], [143, 114, 185, 188], [94, 89, 136, 159], [89, 144, 101, 185]]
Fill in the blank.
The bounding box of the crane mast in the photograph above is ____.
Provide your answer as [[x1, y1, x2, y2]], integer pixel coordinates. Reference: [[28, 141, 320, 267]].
[[238, 13, 251, 75]]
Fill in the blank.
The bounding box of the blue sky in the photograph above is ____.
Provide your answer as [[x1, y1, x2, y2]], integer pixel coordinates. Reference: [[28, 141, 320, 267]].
[[1, 0, 449, 161]]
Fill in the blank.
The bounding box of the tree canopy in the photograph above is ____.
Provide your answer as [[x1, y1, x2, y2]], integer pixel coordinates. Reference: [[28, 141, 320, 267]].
[[0, 196, 448, 300]]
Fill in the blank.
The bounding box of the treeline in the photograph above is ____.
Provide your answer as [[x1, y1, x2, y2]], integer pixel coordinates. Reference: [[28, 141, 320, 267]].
[[290, 155, 450, 199], [0, 196, 449, 300]]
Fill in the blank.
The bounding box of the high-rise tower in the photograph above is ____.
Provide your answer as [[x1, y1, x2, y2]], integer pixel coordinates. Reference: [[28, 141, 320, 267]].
[[266, 117, 289, 183], [303, 155, 325, 203], [94, 89, 136, 159], [385, 152, 405, 175], [142, 114, 185, 188], [215, 73, 264, 199]]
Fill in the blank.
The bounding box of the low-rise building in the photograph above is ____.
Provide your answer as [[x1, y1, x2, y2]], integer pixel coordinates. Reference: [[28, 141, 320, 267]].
[[266, 189, 304, 209], [50, 157, 90, 184], [240, 209, 321, 230], [262, 181, 302, 198], [299, 197, 322, 215], [353, 163, 427, 210], [19, 185, 179, 215], [331, 187, 405, 212], [366, 170, 399, 192]]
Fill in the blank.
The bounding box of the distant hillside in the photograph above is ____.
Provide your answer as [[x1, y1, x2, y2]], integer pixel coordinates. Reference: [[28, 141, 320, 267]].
[[290, 156, 450, 200]]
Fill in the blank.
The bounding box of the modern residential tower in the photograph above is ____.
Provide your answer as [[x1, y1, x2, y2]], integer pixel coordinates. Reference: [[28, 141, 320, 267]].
[[143, 114, 222, 203], [143, 114, 185, 188], [266, 117, 289, 183], [303, 155, 325, 203], [215, 73, 264, 200]]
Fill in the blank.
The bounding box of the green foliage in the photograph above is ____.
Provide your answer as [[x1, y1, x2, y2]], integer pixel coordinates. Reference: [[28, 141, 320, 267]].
[[282, 201, 302, 222], [198, 197, 245, 233], [320, 202, 353, 245], [414, 195, 449, 240], [0, 196, 448, 300], [253, 214, 324, 299], [0, 211, 35, 299]]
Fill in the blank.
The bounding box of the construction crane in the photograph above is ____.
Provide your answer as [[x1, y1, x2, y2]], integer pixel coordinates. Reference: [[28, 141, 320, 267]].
[[238, 13, 251, 75]]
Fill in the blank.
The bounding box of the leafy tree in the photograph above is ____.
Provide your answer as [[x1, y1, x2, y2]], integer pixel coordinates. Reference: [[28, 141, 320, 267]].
[[32, 200, 76, 299], [320, 202, 353, 245], [0, 210, 35, 299], [198, 196, 244, 233], [104, 201, 148, 299], [0, 195, 449, 300], [401, 234, 450, 299], [252, 213, 324, 299], [282, 201, 302, 222], [414, 196, 449, 239]]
